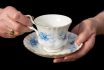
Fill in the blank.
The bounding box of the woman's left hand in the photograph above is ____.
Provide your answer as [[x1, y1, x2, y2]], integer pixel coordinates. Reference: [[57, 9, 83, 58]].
[[53, 18, 96, 63]]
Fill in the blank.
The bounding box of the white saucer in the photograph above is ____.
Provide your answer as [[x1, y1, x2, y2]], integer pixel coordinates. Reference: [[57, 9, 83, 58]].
[[23, 32, 83, 58]]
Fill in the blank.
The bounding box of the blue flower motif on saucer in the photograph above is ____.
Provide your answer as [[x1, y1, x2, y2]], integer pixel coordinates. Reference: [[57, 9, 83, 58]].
[[30, 38, 38, 47], [23, 32, 82, 58], [68, 34, 76, 44], [59, 32, 67, 40], [39, 32, 50, 41], [68, 45, 77, 52]]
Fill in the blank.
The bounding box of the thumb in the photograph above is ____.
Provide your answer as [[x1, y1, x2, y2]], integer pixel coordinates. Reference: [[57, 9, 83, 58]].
[[75, 31, 90, 46]]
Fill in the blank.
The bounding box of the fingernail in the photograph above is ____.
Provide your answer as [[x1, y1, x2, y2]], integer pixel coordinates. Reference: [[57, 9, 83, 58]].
[[75, 43, 83, 48], [53, 59, 62, 63], [64, 57, 68, 60], [79, 43, 83, 47], [53, 60, 58, 63], [76, 41, 81, 46]]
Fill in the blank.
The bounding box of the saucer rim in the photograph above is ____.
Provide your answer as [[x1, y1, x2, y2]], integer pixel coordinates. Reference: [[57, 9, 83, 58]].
[[23, 32, 82, 58]]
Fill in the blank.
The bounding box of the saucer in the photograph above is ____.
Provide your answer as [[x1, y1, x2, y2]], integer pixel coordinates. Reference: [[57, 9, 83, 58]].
[[23, 32, 83, 58]]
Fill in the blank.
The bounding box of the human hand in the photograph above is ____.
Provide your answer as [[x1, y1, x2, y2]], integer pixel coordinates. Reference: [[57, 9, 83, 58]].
[[53, 18, 96, 63], [0, 6, 31, 38]]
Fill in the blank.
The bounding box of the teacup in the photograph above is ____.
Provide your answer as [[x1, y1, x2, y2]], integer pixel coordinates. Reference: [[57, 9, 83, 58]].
[[27, 14, 72, 52]]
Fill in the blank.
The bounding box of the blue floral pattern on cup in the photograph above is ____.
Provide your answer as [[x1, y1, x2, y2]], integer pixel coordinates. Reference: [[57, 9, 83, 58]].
[[39, 32, 67, 42], [39, 32, 51, 41]]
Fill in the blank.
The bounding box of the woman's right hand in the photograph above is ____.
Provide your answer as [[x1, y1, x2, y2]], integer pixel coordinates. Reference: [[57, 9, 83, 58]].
[[0, 6, 32, 38]]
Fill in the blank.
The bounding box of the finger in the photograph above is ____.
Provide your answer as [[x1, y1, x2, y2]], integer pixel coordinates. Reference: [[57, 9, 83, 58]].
[[5, 16, 31, 34], [3, 6, 20, 19], [0, 32, 16, 38], [0, 21, 9, 34], [0, 20, 16, 38], [64, 34, 96, 62], [0, 19, 12, 32], [53, 57, 64, 63], [7, 14, 32, 32], [7, 11, 32, 26], [75, 30, 91, 46], [3, 6, 31, 26], [71, 24, 88, 45], [13, 12, 32, 26]]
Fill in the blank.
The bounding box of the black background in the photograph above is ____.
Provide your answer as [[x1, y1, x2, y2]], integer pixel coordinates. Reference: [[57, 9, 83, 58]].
[[0, 0, 104, 68]]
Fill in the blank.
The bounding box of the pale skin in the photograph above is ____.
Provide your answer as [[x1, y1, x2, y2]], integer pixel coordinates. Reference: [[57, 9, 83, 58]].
[[0, 6, 31, 38], [53, 11, 104, 63], [0, 6, 104, 63]]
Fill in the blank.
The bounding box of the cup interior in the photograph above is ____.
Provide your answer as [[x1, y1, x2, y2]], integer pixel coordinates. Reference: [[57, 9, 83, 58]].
[[34, 14, 72, 27]]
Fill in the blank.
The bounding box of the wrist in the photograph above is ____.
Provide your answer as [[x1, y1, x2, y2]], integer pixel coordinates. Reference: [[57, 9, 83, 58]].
[[92, 11, 104, 35], [89, 18, 100, 35]]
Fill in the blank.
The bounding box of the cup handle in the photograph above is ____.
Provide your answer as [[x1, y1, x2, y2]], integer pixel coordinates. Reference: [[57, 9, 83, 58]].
[[26, 15, 39, 36]]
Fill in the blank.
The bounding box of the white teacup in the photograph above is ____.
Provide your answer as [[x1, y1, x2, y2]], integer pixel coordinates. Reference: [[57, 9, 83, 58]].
[[27, 14, 72, 52]]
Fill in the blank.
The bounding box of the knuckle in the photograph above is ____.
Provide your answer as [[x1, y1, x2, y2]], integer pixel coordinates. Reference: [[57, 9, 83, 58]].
[[4, 6, 20, 19], [13, 12, 21, 20], [5, 6, 15, 10]]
